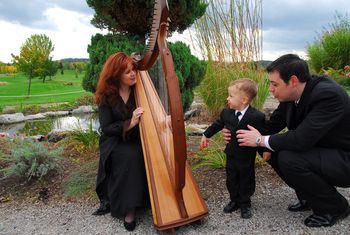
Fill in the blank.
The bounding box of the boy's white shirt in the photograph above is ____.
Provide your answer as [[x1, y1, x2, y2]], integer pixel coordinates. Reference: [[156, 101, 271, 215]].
[[235, 105, 249, 122]]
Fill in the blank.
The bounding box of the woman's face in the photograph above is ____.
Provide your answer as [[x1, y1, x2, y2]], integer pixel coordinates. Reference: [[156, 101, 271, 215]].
[[119, 63, 136, 87]]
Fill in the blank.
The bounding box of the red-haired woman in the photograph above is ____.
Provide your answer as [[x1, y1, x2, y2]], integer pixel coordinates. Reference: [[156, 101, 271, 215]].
[[92, 52, 149, 231]]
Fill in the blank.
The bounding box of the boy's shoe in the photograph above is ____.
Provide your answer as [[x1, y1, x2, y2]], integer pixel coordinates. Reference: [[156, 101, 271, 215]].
[[241, 207, 252, 219], [223, 201, 239, 213]]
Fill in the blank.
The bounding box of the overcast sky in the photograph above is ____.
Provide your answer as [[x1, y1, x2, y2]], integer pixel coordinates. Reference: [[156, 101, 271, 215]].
[[0, 0, 349, 63]]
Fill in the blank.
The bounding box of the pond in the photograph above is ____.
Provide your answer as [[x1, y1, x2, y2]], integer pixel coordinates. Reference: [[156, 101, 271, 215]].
[[0, 113, 100, 137]]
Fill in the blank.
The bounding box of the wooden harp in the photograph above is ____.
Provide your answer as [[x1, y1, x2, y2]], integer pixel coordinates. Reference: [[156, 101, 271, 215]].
[[134, 0, 208, 231]]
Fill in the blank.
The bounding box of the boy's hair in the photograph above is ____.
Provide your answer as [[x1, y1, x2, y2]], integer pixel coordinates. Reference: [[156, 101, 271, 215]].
[[229, 78, 258, 101]]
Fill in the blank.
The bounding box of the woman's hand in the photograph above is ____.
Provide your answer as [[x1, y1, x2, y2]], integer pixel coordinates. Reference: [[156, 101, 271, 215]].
[[129, 107, 144, 130], [165, 115, 172, 132]]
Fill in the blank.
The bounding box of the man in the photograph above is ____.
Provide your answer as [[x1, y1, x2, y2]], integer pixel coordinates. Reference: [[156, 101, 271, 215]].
[[235, 54, 350, 227]]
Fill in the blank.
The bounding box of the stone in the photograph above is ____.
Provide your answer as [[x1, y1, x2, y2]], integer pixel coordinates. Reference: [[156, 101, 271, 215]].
[[0, 113, 25, 124]]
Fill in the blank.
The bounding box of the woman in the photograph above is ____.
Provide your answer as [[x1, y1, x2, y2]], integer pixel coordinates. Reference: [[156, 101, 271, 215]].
[[92, 52, 149, 231]]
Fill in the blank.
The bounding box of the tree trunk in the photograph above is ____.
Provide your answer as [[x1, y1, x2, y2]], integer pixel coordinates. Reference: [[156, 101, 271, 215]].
[[27, 72, 32, 97]]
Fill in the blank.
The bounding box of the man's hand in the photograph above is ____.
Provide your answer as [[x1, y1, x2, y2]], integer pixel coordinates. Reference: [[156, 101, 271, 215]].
[[236, 125, 262, 147], [221, 127, 231, 144]]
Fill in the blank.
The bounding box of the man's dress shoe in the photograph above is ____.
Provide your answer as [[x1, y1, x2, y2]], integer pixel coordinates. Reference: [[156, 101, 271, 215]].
[[241, 207, 252, 219], [288, 200, 311, 212], [124, 220, 136, 231], [92, 203, 110, 216], [304, 206, 350, 227], [223, 201, 239, 213]]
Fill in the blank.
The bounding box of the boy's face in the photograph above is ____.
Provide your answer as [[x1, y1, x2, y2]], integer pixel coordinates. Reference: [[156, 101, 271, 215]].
[[227, 86, 248, 110]]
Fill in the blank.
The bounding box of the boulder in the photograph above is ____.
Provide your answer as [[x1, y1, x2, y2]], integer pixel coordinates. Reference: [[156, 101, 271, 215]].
[[0, 113, 25, 124], [71, 105, 94, 114]]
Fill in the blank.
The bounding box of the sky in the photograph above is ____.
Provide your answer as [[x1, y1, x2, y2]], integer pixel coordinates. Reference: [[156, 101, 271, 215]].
[[0, 0, 349, 63]]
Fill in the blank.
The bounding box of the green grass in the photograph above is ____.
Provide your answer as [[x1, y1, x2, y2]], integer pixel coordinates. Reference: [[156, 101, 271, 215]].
[[63, 159, 98, 199], [0, 70, 92, 106]]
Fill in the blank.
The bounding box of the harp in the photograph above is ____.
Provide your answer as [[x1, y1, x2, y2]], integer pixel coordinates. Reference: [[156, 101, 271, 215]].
[[133, 0, 208, 231]]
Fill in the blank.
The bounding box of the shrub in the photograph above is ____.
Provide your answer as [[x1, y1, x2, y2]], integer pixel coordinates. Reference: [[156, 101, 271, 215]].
[[82, 33, 145, 93], [191, 134, 226, 170], [74, 95, 95, 106], [83, 34, 206, 111], [323, 65, 350, 88], [70, 120, 100, 150], [199, 61, 269, 117], [169, 41, 206, 111], [190, 133, 267, 170], [0, 139, 63, 181], [307, 13, 350, 72]]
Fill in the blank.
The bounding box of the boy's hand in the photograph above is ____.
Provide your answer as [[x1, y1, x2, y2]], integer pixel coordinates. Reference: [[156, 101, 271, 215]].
[[262, 151, 271, 161], [200, 135, 209, 150]]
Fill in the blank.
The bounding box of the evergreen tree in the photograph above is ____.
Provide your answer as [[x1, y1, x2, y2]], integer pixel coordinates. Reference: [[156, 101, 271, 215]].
[[87, 0, 207, 42]]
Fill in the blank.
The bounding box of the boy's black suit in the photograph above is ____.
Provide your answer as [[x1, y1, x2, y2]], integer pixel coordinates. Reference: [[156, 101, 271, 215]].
[[203, 106, 266, 207]]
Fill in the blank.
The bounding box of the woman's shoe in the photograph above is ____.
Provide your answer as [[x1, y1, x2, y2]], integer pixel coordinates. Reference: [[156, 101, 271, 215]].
[[123, 220, 136, 231], [92, 202, 110, 216]]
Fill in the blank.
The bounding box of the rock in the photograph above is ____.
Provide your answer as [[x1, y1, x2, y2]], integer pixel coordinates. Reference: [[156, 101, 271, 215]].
[[23, 113, 46, 121], [47, 131, 68, 142], [184, 108, 201, 120], [43, 111, 70, 117], [0, 113, 25, 124], [186, 123, 209, 136], [71, 105, 94, 114]]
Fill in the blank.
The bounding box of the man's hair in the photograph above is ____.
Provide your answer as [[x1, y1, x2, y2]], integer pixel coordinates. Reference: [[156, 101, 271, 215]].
[[266, 54, 311, 83], [229, 78, 258, 101]]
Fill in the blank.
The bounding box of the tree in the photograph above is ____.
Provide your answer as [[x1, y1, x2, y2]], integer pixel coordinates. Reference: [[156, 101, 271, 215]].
[[44, 59, 58, 81], [12, 34, 54, 96], [86, 1, 207, 110], [83, 34, 206, 111], [58, 62, 64, 75], [169, 41, 206, 110], [87, 0, 207, 43], [82, 33, 145, 92]]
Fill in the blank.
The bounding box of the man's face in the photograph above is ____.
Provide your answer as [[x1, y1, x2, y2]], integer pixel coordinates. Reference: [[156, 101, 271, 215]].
[[268, 71, 294, 102]]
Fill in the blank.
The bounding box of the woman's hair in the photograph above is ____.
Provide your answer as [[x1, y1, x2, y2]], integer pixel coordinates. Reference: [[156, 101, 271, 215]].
[[95, 52, 137, 106]]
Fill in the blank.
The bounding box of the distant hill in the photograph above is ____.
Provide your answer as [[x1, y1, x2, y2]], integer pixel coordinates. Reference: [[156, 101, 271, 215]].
[[256, 60, 272, 68], [58, 58, 89, 63]]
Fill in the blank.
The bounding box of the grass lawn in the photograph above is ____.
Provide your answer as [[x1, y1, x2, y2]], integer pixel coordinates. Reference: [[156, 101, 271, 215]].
[[0, 70, 93, 107]]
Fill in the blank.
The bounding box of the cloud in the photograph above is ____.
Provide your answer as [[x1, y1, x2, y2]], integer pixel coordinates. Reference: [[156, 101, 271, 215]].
[[0, 5, 104, 63], [0, 0, 93, 29], [1, 0, 350, 62], [262, 0, 350, 60]]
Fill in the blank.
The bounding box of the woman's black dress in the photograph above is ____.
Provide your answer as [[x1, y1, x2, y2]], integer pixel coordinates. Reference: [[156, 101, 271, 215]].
[[95, 92, 149, 217]]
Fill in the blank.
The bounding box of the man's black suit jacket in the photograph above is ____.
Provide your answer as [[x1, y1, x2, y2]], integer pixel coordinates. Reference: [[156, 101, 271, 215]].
[[267, 75, 350, 152], [204, 106, 266, 159]]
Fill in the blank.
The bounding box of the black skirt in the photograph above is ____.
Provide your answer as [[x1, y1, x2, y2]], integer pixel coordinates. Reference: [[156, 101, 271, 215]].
[[108, 138, 149, 217]]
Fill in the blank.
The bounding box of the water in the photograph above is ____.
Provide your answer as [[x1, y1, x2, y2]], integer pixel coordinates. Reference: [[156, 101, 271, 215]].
[[0, 113, 100, 137]]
